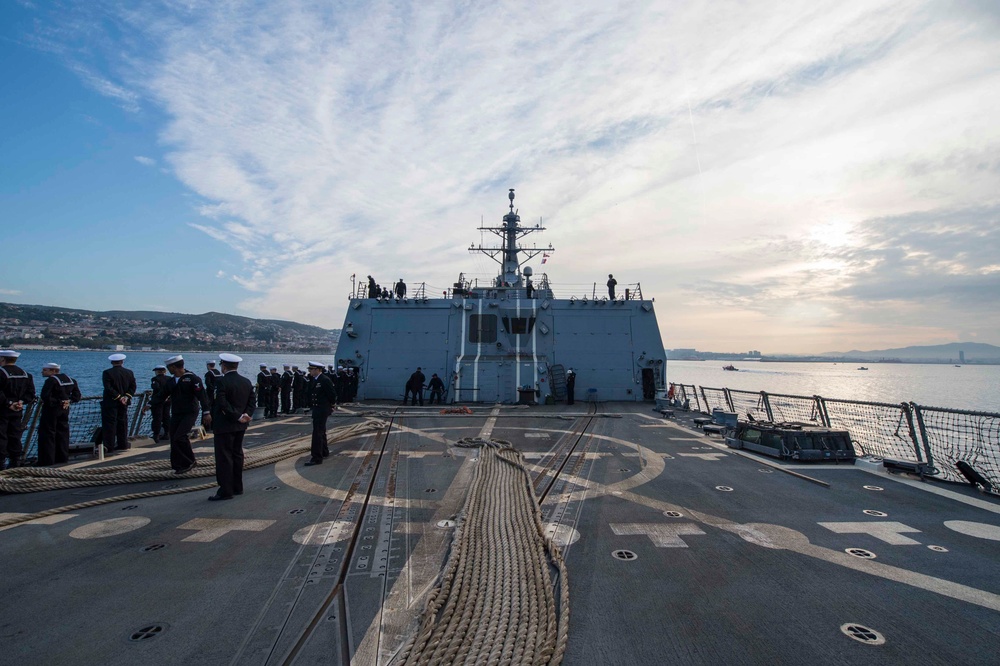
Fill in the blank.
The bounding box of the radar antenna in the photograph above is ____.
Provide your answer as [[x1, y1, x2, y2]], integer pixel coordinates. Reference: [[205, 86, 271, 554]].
[[469, 189, 554, 287]]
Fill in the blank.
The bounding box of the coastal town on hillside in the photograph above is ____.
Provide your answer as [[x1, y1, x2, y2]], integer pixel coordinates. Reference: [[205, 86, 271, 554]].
[[0, 303, 338, 353]]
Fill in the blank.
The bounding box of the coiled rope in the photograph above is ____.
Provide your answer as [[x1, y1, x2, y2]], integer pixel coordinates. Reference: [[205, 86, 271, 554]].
[[397, 437, 570, 665], [0, 420, 387, 528]]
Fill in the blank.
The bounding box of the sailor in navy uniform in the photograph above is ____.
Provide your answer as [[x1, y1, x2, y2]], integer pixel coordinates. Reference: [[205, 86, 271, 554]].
[[566, 368, 576, 405], [209, 353, 255, 501], [203, 361, 223, 431], [100, 353, 136, 454], [149, 366, 172, 442], [165, 355, 211, 474], [267, 367, 281, 417], [280, 364, 293, 414], [427, 373, 445, 404], [607, 274, 617, 300], [0, 350, 36, 468], [256, 364, 271, 417], [292, 365, 305, 411], [37, 363, 82, 466], [367, 275, 378, 298], [304, 361, 337, 465], [394, 279, 407, 299]]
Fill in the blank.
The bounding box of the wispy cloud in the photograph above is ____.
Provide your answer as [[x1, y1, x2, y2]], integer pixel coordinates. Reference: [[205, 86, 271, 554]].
[[0, 288, 23, 296], [17, 0, 1000, 351], [134, 155, 156, 166]]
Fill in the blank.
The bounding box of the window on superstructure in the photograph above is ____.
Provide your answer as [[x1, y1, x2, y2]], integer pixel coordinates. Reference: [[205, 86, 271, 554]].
[[469, 315, 497, 343]]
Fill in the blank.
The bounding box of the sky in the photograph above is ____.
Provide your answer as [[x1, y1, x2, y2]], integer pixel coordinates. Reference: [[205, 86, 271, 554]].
[[1, 0, 999, 354]]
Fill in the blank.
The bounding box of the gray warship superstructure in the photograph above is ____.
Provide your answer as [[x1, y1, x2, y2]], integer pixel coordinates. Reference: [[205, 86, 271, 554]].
[[335, 190, 665, 403]]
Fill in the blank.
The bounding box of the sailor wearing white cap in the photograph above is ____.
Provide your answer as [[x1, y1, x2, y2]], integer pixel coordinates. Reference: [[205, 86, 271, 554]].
[[165, 355, 211, 474], [0, 350, 36, 468], [256, 364, 273, 419], [280, 364, 294, 414], [304, 362, 338, 465], [100, 353, 136, 455], [148, 365, 172, 442], [37, 362, 82, 466], [566, 368, 576, 405], [209, 353, 255, 501]]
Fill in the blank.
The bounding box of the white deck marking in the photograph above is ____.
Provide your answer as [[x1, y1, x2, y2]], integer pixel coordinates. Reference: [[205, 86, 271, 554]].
[[177, 518, 275, 542], [292, 520, 352, 546], [69, 516, 150, 539], [544, 523, 581, 546], [818, 521, 923, 545], [678, 452, 729, 461], [524, 432, 551, 438], [611, 522, 706, 548], [0, 512, 78, 532], [944, 520, 1000, 541]]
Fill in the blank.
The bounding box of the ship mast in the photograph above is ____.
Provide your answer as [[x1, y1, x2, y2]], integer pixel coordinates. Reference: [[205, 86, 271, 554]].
[[469, 189, 554, 287]]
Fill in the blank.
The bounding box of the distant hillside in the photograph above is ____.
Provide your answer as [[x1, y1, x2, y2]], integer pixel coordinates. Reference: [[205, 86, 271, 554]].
[[820, 342, 1000, 361], [0, 302, 337, 352]]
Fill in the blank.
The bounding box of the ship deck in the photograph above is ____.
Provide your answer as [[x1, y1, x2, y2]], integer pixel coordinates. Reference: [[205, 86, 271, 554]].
[[2, 403, 999, 665]]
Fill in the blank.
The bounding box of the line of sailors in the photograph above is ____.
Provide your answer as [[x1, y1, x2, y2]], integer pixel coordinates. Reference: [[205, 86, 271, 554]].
[[253, 363, 358, 418], [0, 349, 83, 469]]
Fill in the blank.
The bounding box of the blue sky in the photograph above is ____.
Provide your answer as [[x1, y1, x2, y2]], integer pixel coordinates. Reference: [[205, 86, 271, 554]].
[[2, 1, 999, 353]]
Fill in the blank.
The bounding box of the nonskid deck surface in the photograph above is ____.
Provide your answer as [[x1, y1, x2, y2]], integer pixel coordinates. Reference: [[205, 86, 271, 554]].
[[1, 404, 999, 665]]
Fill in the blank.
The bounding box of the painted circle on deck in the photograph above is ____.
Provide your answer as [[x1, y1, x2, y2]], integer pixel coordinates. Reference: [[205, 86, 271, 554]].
[[943, 520, 1000, 541], [292, 520, 353, 546], [544, 523, 581, 547], [70, 516, 151, 539]]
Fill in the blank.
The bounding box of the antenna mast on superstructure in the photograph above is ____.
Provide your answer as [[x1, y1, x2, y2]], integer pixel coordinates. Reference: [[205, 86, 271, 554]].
[[469, 189, 554, 287]]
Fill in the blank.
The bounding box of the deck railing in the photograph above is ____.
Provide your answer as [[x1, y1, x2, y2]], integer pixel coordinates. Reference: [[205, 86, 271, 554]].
[[668, 383, 1000, 491]]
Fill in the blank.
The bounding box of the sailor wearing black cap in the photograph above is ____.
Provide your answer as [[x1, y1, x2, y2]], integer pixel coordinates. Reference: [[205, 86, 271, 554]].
[[203, 361, 223, 431], [209, 353, 255, 501], [37, 363, 82, 466], [256, 364, 272, 418], [280, 364, 293, 414], [0, 350, 36, 468], [267, 367, 280, 417], [148, 366, 171, 442], [165, 355, 211, 474], [100, 353, 136, 455], [367, 275, 377, 298], [304, 361, 337, 465]]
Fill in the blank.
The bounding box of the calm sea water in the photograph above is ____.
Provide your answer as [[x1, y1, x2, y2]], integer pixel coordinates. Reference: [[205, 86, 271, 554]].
[[666, 360, 1000, 413], [8, 351, 998, 413], [9, 350, 337, 396]]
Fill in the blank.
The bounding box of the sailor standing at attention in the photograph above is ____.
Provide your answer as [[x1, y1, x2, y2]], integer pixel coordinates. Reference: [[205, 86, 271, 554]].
[[37, 363, 81, 466], [100, 353, 135, 455], [256, 364, 271, 417], [607, 274, 617, 300], [203, 361, 223, 431], [280, 364, 293, 414], [566, 368, 576, 405], [267, 367, 281, 417], [304, 361, 337, 466], [367, 275, 378, 298], [165, 355, 211, 474], [209, 353, 255, 501], [0, 350, 36, 469], [292, 365, 305, 411], [148, 365, 172, 442]]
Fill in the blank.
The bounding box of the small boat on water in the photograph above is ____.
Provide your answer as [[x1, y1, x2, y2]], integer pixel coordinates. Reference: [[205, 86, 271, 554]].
[[722, 364, 738, 371], [857, 366, 869, 370]]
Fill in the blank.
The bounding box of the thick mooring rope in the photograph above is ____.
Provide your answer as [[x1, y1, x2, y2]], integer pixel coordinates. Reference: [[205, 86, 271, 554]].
[[397, 438, 570, 666], [0, 420, 387, 528]]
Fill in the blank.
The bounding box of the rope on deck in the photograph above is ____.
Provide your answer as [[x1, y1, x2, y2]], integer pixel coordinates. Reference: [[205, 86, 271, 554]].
[[396, 437, 570, 666], [0, 420, 387, 528]]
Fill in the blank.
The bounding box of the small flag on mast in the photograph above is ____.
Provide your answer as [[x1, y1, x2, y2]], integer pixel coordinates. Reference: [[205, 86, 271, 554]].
[[542, 252, 550, 264]]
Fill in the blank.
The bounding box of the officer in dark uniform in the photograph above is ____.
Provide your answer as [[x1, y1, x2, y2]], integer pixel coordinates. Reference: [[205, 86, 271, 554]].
[[292, 365, 305, 411], [165, 355, 211, 474], [203, 361, 223, 431], [100, 353, 136, 454], [0, 350, 37, 468], [607, 274, 617, 300], [566, 368, 576, 405], [427, 373, 445, 404], [37, 362, 82, 466], [280, 364, 293, 414], [394, 279, 406, 299], [267, 367, 281, 417], [304, 361, 337, 465], [209, 353, 255, 501], [367, 275, 378, 298], [148, 365, 172, 442], [256, 364, 271, 417]]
